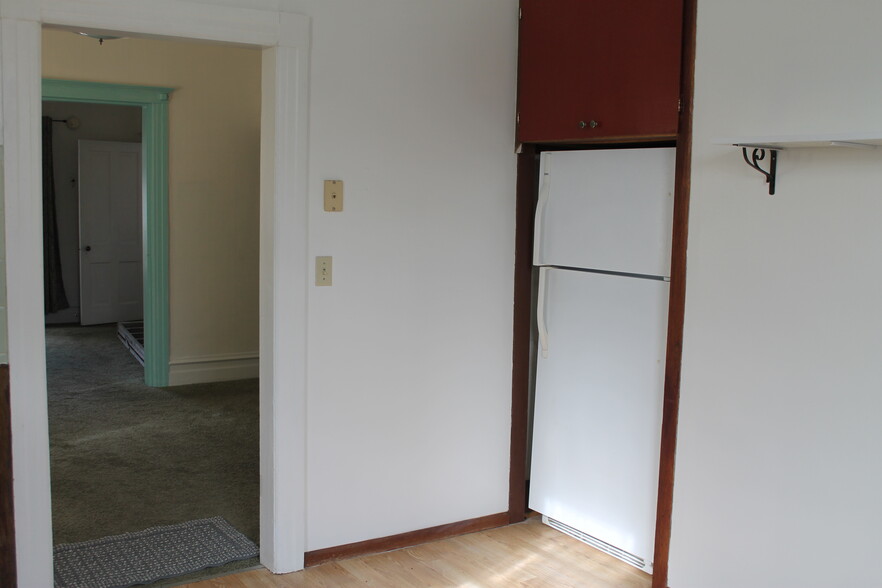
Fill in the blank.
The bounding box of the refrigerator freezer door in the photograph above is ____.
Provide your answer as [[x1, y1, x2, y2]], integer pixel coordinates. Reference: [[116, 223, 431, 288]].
[[534, 148, 675, 277], [529, 268, 669, 569]]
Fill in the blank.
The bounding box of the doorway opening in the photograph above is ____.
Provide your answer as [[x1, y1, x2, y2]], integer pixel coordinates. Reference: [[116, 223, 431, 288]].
[[5, 7, 310, 584], [43, 101, 145, 366], [43, 79, 171, 386], [40, 34, 263, 585]]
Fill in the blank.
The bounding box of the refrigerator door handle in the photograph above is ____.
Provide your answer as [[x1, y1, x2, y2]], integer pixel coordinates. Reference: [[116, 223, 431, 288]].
[[537, 266, 549, 358], [533, 153, 551, 266]]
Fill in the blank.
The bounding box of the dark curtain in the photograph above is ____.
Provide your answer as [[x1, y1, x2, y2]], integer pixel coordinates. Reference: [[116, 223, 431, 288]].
[[42, 116, 69, 314]]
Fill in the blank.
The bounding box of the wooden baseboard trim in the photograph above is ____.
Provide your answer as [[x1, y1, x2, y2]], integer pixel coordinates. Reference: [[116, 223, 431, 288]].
[[167, 353, 259, 386], [0, 365, 17, 588], [304, 512, 510, 567]]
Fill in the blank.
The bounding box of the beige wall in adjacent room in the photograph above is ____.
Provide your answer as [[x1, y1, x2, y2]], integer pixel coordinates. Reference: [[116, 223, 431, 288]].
[[42, 29, 261, 365]]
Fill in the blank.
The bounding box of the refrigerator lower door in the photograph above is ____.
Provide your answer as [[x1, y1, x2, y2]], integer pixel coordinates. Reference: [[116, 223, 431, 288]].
[[529, 268, 669, 572]]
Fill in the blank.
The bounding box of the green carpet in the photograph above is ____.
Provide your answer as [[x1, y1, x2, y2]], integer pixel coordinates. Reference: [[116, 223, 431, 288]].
[[46, 324, 259, 586]]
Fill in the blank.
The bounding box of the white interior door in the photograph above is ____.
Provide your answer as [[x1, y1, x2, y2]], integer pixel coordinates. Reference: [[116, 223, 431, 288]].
[[79, 140, 143, 326]]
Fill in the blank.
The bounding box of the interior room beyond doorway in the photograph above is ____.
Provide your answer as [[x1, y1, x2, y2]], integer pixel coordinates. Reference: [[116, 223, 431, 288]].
[[43, 100, 143, 332], [41, 29, 265, 586]]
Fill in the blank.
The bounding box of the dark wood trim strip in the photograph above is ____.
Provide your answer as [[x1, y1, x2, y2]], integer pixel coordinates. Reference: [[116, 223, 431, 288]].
[[508, 144, 538, 523], [652, 0, 697, 586], [304, 512, 509, 567], [0, 365, 16, 588]]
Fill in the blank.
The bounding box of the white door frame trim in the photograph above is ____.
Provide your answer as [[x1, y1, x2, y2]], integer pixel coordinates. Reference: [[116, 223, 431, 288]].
[[0, 2, 310, 584]]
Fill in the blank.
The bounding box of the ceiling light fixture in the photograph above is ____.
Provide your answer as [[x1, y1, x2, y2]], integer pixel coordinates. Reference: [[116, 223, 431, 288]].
[[77, 32, 123, 46]]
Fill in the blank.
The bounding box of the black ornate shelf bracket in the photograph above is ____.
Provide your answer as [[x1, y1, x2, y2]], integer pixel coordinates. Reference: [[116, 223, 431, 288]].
[[741, 147, 778, 195]]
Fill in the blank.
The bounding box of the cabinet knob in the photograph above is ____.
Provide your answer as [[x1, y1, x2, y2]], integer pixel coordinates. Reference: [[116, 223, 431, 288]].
[[578, 120, 599, 129]]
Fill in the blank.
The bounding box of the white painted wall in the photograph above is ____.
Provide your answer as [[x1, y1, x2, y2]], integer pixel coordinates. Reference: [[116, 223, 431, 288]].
[[290, 0, 519, 550], [670, 1, 882, 586]]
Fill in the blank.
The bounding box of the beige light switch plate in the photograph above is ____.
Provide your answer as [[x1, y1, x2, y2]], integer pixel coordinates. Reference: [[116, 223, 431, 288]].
[[324, 180, 344, 212], [316, 256, 332, 286]]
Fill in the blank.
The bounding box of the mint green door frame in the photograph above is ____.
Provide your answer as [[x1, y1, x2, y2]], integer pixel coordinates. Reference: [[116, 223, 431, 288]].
[[43, 79, 172, 386]]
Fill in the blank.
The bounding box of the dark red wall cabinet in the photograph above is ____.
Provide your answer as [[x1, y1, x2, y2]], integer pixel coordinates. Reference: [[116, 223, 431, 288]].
[[517, 0, 684, 144]]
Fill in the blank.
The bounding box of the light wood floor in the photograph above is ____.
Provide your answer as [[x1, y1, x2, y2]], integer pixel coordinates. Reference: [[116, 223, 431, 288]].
[[181, 518, 651, 588]]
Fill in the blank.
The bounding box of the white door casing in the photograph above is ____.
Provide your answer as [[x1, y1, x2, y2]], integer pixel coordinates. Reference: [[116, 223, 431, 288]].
[[0, 2, 311, 585], [78, 140, 142, 326]]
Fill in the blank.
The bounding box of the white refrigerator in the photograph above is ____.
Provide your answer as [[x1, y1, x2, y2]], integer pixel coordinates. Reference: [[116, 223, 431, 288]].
[[529, 147, 675, 573]]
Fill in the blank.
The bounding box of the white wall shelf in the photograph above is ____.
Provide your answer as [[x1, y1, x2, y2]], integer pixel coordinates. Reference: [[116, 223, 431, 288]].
[[715, 133, 882, 195]]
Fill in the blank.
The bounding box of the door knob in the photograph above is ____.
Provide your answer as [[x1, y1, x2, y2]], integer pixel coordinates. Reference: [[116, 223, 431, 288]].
[[84, 246, 91, 252]]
